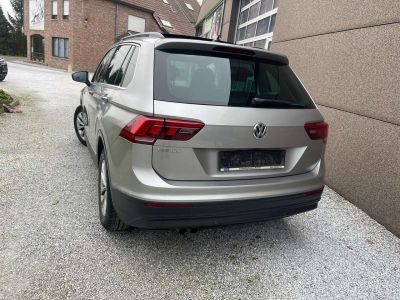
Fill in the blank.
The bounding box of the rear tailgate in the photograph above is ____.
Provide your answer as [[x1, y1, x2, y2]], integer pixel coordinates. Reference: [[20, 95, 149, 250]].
[[152, 101, 324, 180], [151, 42, 325, 181]]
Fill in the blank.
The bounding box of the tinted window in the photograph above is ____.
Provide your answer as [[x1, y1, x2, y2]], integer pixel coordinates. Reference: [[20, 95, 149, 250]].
[[269, 14, 276, 32], [237, 27, 246, 41], [241, 0, 250, 8], [122, 46, 139, 87], [245, 23, 256, 39], [248, 2, 260, 20], [154, 50, 315, 109], [92, 48, 115, 83], [260, 0, 273, 14], [102, 45, 132, 86], [254, 39, 266, 48], [239, 9, 249, 24], [256, 17, 270, 36]]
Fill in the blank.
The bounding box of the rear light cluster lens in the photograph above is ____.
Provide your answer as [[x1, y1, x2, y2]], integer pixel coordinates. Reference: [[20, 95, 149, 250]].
[[120, 115, 204, 145], [304, 122, 329, 143]]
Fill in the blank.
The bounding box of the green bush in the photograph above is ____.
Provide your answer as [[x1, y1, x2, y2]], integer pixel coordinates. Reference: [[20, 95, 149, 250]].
[[0, 89, 13, 103]]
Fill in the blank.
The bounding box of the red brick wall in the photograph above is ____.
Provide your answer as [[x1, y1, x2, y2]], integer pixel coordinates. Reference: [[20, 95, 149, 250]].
[[24, 0, 194, 72], [24, 0, 74, 70], [72, 0, 115, 71], [115, 4, 160, 39]]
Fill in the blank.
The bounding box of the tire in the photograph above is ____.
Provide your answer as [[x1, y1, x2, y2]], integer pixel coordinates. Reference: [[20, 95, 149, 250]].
[[98, 151, 128, 231], [74, 106, 87, 146]]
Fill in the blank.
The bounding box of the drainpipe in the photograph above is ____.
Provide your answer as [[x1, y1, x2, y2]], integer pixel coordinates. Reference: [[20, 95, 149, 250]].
[[115, 3, 118, 40]]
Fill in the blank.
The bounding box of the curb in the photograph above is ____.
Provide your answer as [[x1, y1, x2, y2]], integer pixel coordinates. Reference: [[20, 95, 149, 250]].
[[9, 60, 70, 73]]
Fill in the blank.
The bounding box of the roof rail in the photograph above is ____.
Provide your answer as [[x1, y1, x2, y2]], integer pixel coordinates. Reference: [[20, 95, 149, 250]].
[[120, 32, 164, 41]]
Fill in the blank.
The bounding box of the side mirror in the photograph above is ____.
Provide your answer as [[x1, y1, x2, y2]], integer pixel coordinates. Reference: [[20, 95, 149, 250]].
[[72, 71, 91, 86]]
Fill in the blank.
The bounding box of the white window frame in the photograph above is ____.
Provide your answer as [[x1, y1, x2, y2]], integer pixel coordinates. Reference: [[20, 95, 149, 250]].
[[128, 15, 146, 33], [234, 0, 278, 49], [52, 37, 69, 58], [160, 19, 172, 28], [52, 0, 58, 18], [185, 2, 194, 10], [63, 0, 70, 18]]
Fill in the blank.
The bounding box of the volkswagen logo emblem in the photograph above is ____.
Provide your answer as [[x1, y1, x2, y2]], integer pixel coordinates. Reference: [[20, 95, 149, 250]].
[[253, 123, 267, 139]]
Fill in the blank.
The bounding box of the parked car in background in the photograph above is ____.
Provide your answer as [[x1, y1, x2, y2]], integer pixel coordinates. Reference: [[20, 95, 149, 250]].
[[72, 32, 328, 232], [0, 57, 8, 81]]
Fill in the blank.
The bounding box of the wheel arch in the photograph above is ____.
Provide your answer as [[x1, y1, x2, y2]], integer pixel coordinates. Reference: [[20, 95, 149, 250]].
[[97, 131, 106, 166]]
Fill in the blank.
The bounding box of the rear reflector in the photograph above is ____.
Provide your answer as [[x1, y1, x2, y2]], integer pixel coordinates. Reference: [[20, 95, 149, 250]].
[[120, 115, 204, 145], [304, 122, 329, 143], [305, 187, 325, 196], [144, 202, 193, 208]]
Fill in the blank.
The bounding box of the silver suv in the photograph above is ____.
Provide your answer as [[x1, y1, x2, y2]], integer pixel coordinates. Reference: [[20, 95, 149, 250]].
[[72, 33, 328, 231]]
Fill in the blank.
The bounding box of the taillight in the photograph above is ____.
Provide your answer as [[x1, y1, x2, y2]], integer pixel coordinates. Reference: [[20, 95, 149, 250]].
[[120, 115, 204, 145], [304, 122, 329, 143]]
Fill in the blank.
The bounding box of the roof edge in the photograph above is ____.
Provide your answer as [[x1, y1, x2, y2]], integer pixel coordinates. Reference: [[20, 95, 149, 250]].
[[111, 0, 155, 14]]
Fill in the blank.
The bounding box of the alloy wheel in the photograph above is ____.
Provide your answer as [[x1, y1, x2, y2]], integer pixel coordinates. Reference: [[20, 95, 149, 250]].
[[100, 160, 108, 217], [75, 111, 86, 141]]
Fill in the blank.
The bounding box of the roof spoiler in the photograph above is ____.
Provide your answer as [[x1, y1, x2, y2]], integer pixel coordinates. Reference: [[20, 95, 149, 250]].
[[120, 32, 229, 44], [155, 40, 289, 65]]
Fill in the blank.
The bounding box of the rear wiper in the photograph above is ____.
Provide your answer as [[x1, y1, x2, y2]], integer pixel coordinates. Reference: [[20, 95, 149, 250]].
[[250, 97, 306, 108]]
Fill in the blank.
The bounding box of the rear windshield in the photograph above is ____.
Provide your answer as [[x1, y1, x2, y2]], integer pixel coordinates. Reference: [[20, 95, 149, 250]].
[[154, 50, 315, 109]]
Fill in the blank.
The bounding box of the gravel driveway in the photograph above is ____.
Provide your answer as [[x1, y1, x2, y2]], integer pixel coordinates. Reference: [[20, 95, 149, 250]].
[[1, 62, 399, 300]]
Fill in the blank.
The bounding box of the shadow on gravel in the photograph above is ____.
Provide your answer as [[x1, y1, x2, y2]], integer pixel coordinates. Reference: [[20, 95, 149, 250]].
[[105, 217, 304, 264]]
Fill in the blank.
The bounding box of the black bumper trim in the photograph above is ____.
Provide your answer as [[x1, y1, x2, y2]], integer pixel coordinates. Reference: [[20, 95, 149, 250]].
[[111, 188, 322, 229]]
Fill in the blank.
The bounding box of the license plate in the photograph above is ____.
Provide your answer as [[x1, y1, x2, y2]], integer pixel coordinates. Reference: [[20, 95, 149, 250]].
[[219, 150, 285, 172]]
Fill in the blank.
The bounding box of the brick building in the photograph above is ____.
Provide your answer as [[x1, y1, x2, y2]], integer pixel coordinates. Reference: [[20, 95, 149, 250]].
[[196, 0, 278, 50], [24, 0, 200, 71]]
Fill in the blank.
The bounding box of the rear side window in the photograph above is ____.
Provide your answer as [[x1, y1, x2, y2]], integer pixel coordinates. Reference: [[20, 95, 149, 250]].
[[92, 48, 115, 83], [154, 50, 315, 109], [102, 45, 132, 86], [122, 46, 139, 87]]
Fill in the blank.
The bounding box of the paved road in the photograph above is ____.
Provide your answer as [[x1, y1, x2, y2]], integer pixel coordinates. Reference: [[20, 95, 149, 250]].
[[1, 62, 399, 300]]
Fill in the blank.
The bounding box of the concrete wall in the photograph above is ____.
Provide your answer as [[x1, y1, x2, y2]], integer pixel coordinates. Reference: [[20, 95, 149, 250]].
[[272, 0, 400, 236]]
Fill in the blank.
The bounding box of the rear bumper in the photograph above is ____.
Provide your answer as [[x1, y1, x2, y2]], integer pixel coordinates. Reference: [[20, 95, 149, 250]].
[[111, 187, 322, 229]]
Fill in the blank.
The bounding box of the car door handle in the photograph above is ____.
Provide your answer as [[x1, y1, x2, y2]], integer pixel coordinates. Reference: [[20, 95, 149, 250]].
[[88, 90, 94, 96], [101, 95, 109, 102]]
